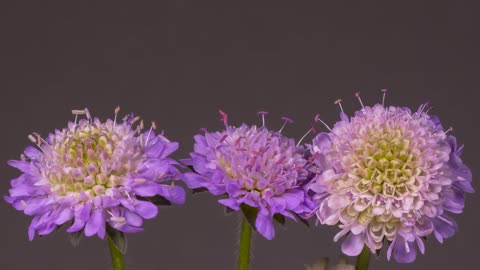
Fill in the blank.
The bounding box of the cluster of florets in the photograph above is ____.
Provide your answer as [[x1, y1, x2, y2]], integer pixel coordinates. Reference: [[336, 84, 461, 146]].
[[5, 108, 185, 240], [183, 111, 315, 239], [308, 93, 473, 263]]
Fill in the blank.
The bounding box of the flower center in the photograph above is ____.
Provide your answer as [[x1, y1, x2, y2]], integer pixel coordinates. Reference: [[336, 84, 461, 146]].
[[352, 130, 421, 199], [44, 121, 141, 198]]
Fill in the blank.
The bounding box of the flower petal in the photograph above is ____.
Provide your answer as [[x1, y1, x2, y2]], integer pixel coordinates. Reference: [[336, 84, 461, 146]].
[[341, 233, 365, 256], [255, 214, 275, 240]]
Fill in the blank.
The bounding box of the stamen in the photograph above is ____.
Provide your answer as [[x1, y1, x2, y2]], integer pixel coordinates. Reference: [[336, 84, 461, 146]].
[[71, 109, 86, 115], [425, 103, 434, 114], [145, 121, 157, 146], [84, 108, 91, 122], [27, 134, 37, 143], [404, 239, 411, 253], [32, 132, 48, 145], [72, 109, 86, 125], [279, 117, 293, 133], [28, 134, 44, 151], [113, 106, 120, 127], [355, 92, 364, 108], [124, 190, 134, 203], [381, 89, 388, 106], [297, 124, 316, 146], [219, 134, 228, 143], [334, 99, 344, 113], [219, 110, 228, 126], [131, 116, 141, 125], [314, 114, 332, 131], [444, 126, 453, 135], [417, 102, 429, 116], [257, 111, 268, 126], [438, 215, 454, 226]]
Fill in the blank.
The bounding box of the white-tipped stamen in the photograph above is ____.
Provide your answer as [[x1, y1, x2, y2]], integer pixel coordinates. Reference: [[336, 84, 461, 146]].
[[113, 106, 120, 128], [355, 92, 364, 108], [27, 134, 37, 143], [84, 108, 91, 122], [72, 109, 86, 125], [28, 134, 44, 150], [381, 89, 388, 106], [145, 121, 156, 146], [315, 114, 332, 131], [334, 99, 344, 113], [71, 109, 86, 115]]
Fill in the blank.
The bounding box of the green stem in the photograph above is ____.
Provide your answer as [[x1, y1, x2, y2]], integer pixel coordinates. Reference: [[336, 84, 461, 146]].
[[107, 234, 125, 270], [356, 245, 371, 270], [238, 216, 252, 270]]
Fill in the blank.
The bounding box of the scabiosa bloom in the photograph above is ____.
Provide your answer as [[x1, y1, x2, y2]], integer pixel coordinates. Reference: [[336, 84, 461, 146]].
[[183, 111, 314, 239], [5, 108, 185, 240], [308, 92, 473, 263]]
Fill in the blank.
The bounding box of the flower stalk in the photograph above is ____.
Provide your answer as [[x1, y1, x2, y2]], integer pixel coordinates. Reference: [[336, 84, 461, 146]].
[[238, 216, 252, 270], [108, 235, 125, 270], [355, 246, 370, 270]]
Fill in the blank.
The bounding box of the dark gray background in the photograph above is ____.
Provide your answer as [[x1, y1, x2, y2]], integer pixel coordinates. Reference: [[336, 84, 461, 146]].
[[0, 1, 478, 269]]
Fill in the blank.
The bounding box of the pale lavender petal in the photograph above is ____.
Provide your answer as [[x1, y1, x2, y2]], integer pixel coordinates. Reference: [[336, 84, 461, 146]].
[[341, 233, 365, 256]]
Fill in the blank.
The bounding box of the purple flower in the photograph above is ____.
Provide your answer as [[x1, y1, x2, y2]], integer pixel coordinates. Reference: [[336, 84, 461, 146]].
[[309, 100, 473, 263], [5, 108, 185, 240], [183, 112, 314, 240]]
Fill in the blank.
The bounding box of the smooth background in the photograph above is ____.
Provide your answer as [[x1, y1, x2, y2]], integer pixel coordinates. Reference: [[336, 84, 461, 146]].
[[0, 1, 478, 269]]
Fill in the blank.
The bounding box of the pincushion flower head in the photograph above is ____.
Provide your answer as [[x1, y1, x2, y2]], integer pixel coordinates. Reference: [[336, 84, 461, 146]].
[[5, 107, 185, 242], [183, 111, 314, 240], [308, 91, 473, 263]]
